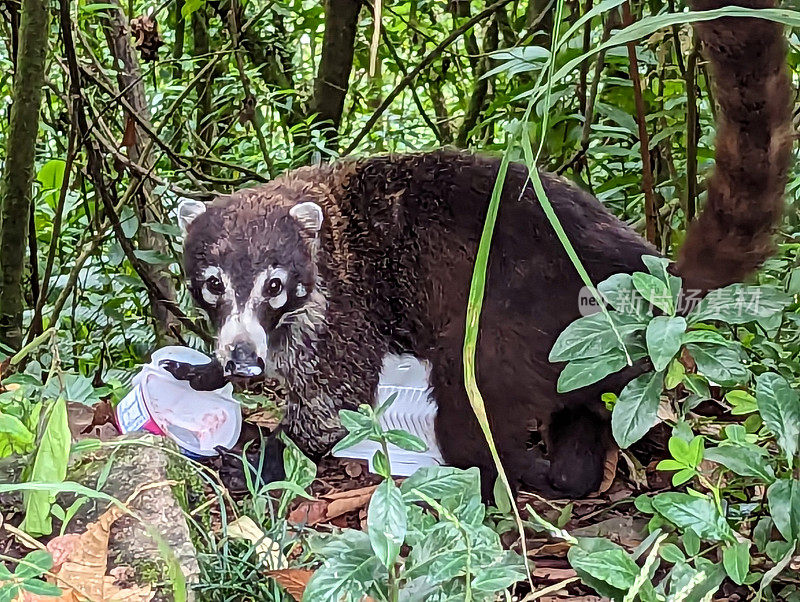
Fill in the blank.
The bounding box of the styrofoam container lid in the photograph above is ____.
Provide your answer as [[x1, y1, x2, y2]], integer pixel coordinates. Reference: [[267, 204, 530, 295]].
[[121, 346, 241, 457]]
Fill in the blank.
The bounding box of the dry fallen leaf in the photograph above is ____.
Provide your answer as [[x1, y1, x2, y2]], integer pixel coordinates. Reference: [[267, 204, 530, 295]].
[[323, 486, 376, 519], [266, 569, 314, 601], [287, 485, 379, 526], [597, 448, 618, 494], [37, 505, 153, 602], [226, 516, 287, 569]]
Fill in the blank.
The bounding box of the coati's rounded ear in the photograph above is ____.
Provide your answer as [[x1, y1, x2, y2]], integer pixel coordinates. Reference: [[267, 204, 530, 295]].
[[289, 202, 324, 234], [177, 200, 207, 235]]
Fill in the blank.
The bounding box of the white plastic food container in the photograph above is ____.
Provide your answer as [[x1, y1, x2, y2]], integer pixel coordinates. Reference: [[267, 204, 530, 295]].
[[333, 354, 444, 476], [116, 346, 242, 457]]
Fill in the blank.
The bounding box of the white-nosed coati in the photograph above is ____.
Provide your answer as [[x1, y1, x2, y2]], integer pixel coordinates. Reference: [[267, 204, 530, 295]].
[[169, 0, 793, 498]]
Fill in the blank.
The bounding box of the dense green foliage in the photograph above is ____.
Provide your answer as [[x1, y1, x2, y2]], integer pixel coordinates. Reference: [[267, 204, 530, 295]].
[[2, 0, 800, 599]]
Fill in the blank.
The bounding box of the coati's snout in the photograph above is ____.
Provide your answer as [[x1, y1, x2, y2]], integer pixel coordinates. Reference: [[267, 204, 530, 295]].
[[177, 196, 326, 379]]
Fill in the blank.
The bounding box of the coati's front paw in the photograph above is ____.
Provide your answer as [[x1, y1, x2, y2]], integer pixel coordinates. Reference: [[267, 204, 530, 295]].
[[160, 358, 227, 391]]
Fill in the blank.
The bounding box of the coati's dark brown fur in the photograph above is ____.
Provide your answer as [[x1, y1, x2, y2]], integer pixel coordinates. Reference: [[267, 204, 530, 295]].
[[175, 0, 793, 498]]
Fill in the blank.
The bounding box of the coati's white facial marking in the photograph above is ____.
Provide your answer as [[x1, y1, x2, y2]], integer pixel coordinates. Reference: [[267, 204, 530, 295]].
[[200, 265, 232, 306], [214, 265, 293, 376], [296, 283, 307, 298], [266, 267, 289, 309]]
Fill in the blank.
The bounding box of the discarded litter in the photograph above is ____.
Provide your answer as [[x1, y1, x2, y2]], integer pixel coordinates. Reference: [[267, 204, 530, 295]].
[[333, 354, 444, 476], [116, 346, 242, 457]]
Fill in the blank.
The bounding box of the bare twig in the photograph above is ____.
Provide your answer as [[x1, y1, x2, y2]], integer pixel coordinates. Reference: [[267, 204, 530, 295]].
[[623, 1, 658, 244], [343, 0, 515, 155], [685, 38, 700, 222]]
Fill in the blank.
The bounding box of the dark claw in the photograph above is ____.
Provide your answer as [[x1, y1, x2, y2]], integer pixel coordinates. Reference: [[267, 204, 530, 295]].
[[159, 357, 228, 391]]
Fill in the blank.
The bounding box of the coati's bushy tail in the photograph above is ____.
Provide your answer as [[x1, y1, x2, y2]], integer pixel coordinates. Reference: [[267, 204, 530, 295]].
[[674, 0, 793, 292]]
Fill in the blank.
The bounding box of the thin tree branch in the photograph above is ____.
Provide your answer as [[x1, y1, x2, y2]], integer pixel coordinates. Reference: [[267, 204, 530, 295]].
[[343, 0, 515, 155], [623, 1, 658, 244]]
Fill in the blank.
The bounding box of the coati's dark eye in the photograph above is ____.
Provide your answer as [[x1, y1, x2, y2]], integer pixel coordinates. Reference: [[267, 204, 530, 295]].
[[205, 276, 225, 296], [266, 277, 283, 297]]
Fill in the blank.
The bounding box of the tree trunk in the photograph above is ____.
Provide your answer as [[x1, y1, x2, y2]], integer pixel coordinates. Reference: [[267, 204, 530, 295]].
[[0, 0, 49, 349], [102, 0, 178, 343], [309, 0, 361, 137]]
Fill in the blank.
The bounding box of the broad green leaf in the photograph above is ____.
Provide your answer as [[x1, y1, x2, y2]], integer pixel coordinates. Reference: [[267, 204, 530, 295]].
[[367, 479, 407, 568], [767, 479, 800, 542], [632, 272, 673, 314], [568, 539, 638, 590], [470, 553, 526, 592], [685, 343, 747, 386], [597, 273, 647, 317], [704, 445, 775, 482], [659, 543, 685, 564], [687, 284, 790, 325], [20, 580, 62, 597], [722, 542, 750, 585], [611, 370, 664, 448], [0, 585, 19, 602], [665, 359, 685, 390], [755, 372, 800, 466], [401, 466, 481, 502], [384, 429, 427, 452], [683, 531, 701, 557], [725, 390, 758, 415], [36, 159, 66, 192], [302, 543, 382, 602], [651, 493, 733, 542], [557, 348, 628, 392], [549, 312, 645, 362], [0, 411, 35, 455], [20, 400, 71, 536], [372, 449, 390, 479], [14, 550, 53, 578], [680, 330, 729, 346], [646, 316, 686, 371]]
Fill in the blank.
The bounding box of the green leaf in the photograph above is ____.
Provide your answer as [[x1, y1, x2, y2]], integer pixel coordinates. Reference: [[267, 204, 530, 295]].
[[767, 479, 800, 542], [687, 284, 791, 325], [756, 372, 800, 466], [685, 343, 747, 386], [0, 585, 19, 602], [665, 359, 685, 390], [659, 543, 685, 564], [611, 370, 664, 448], [557, 348, 628, 392], [367, 479, 407, 568], [372, 449, 390, 479], [470, 555, 526, 592], [725, 390, 758, 415], [632, 272, 673, 314], [338, 409, 373, 434], [36, 159, 66, 192], [20, 400, 71, 536], [597, 273, 647, 317], [683, 530, 701, 557], [401, 466, 481, 502], [704, 445, 775, 482], [549, 312, 644, 362], [331, 429, 371, 454], [722, 542, 750, 585], [20, 580, 62, 597], [568, 539, 639, 590], [384, 429, 428, 452], [651, 493, 733, 542], [132, 249, 174, 265], [14, 550, 53, 578], [302, 540, 382, 602], [681, 330, 729, 346]]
